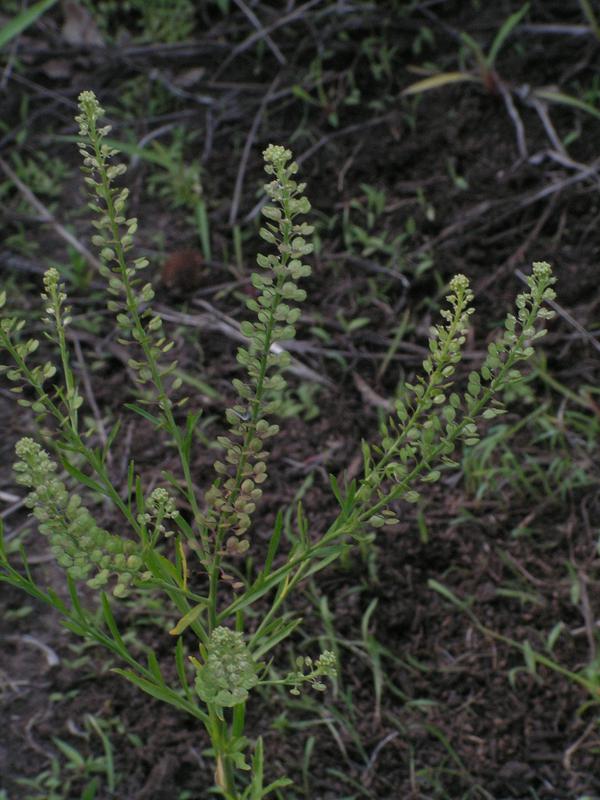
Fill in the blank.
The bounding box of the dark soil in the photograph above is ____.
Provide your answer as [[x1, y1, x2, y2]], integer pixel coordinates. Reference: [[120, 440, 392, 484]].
[[2, 1, 600, 798]]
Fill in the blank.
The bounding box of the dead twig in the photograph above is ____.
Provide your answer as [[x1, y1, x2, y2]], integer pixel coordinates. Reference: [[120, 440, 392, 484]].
[[215, 0, 324, 78], [231, 0, 286, 65], [498, 81, 527, 159], [156, 300, 334, 388], [229, 76, 280, 225], [72, 337, 110, 455], [0, 157, 102, 274]]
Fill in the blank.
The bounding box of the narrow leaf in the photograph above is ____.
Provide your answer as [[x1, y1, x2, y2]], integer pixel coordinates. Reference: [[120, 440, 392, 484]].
[[0, 0, 58, 50], [262, 511, 283, 576], [402, 72, 479, 95], [487, 3, 529, 67], [169, 603, 204, 636]]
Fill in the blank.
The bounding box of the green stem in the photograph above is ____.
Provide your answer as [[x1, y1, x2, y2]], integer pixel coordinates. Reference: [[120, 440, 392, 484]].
[[369, 284, 470, 482], [89, 118, 207, 559], [207, 170, 294, 631], [361, 294, 547, 522]]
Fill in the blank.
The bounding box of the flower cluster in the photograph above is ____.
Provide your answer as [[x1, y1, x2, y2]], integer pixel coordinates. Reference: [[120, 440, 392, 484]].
[[76, 91, 181, 414], [41, 268, 82, 429], [202, 145, 313, 557], [455, 261, 556, 448], [14, 438, 149, 597], [287, 651, 338, 695], [138, 487, 179, 540], [0, 292, 55, 416], [358, 273, 475, 515], [193, 626, 260, 709], [357, 263, 556, 529]]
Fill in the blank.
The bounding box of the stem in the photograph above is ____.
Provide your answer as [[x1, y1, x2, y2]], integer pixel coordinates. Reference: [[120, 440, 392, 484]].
[[207, 169, 295, 631], [89, 117, 207, 560], [208, 711, 239, 798], [361, 294, 547, 522], [368, 284, 471, 482]]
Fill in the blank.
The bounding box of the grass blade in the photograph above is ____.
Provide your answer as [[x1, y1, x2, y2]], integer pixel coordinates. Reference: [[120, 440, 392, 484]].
[[487, 3, 529, 68], [0, 0, 58, 50], [402, 72, 478, 96]]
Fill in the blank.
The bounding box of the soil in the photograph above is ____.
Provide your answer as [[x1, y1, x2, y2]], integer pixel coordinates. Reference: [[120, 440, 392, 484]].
[[1, 1, 600, 798]]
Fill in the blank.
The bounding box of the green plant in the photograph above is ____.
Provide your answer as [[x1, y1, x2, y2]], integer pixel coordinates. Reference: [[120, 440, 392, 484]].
[[429, 580, 600, 704], [0, 90, 557, 798], [82, 0, 195, 42], [402, 3, 600, 126], [403, 3, 530, 97], [60, 128, 212, 260], [0, 0, 58, 50], [14, 714, 117, 800], [145, 129, 211, 260], [579, 0, 600, 41]]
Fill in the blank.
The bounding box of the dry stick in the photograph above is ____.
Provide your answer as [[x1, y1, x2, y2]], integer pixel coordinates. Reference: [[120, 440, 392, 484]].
[[129, 122, 177, 170], [231, 0, 286, 65], [421, 156, 600, 259], [72, 337, 109, 454], [147, 68, 216, 107], [155, 301, 334, 387], [214, 0, 324, 78], [229, 76, 280, 226], [498, 81, 527, 159], [242, 113, 395, 224], [526, 94, 568, 157], [476, 196, 556, 294], [515, 269, 600, 355], [518, 23, 592, 36], [563, 717, 599, 771], [7, 72, 78, 110], [577, 570, 597, 662], [0, 157, 102, 274]]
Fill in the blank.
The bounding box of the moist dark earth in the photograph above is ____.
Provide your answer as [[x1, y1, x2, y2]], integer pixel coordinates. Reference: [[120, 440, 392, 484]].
[[1, 1, 600, 798]]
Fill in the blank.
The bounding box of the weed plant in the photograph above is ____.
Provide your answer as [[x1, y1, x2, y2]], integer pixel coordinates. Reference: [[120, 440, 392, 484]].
[[0, 91, 557, 798]]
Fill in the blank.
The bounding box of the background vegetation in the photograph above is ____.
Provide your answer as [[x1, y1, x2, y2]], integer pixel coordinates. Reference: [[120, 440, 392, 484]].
[[1, 1, 599, 798]]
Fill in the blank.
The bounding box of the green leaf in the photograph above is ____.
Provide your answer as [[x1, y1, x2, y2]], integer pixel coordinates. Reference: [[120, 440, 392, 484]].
[[147, 650, 164, 684], [249, 736, 264, 799], [102, 418, 122, 462], [53, 737, 84, 767], [402, 72, 479, 95], [487, 3, 529, 68], [522, 639, 537, 675], [101, 593, 125, 649], [175, 636, 192, 698], [0, 0, 58, 50], [54, 134, 174, 167], [182, 409, 203, 461], [124, 403, 162, 426], [169, 603, 204, 636], [534, 88, 600, 121], [251, 617, 302, 660], [460, 31, 487, 73], [81, 778, 99, 800], [329, 473, 343, 506], [428, 579, 469, 612], [67, 575, 87, 621], [112, 668, 207, 720], [262, 511, 283, 577], [61, 459, 105, 494]]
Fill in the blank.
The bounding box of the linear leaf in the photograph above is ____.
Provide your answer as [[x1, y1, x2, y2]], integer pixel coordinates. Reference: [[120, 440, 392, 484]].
[[402, 71, 479, 95], [0, 0, 58, 50]]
